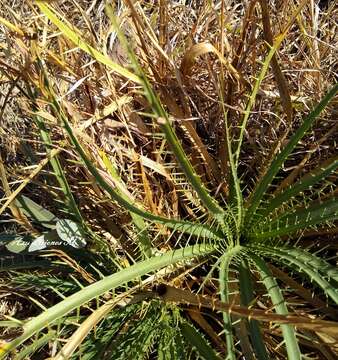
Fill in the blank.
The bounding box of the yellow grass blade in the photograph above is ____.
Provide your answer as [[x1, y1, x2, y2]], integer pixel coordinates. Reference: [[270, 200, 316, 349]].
[[80, 95, 132, 130], [180, 42, 240, 81], [0, 16, 25, 37], [36, 2, 141, 84]]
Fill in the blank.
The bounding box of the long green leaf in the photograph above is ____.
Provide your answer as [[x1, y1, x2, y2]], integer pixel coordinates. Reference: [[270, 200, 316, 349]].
[[219, 103, 243, 234], [234, 36, 285, 167], [0, 244, 214, 358], [250, 254, 301, 360], [245, 83, 338, 224], [284, 247, 338, 283], [158, 117, 227, 226]]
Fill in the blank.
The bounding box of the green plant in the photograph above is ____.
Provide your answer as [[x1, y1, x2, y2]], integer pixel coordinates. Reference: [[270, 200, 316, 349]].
[[0, 1, 337, 359]]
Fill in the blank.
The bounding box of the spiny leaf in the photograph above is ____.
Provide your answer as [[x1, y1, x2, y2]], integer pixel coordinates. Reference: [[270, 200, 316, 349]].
[[284, 247, 338, 283], [219, 246, 242, 360], [245, 83, 338, 224], [253, 196, 338, 239], [0, 244, 214, 358], [239, 260, 268, 360], [179, 321, 220, 360], [256, 157, 338, 219], [250, 254, 301, 360], [100, 150, 152, 258], [251, 245, 338, 304]]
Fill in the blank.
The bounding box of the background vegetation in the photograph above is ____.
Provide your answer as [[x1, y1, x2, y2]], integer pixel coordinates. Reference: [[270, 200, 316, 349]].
[[0, 0, 337, 359]]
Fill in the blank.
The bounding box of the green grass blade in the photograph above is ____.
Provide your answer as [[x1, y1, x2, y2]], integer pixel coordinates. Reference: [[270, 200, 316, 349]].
[[234, 38, 284, 167], [0, 244, 215, 358], [250, 254, 301, 360], [245, 83, 338, 224], [239, 261, 268, 360], [253, 197, 338, 239], [257, 157, 338, 219]]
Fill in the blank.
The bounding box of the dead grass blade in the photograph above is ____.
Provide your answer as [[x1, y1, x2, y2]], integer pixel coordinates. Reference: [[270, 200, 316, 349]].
[[180, 42, 240, 82], [0, 155, 36, 234], [156, 285, 338, 339], [275, 121, 338, 193], [188, 308, 226, 352], [123, 0, 173, 69], [42, 249, 95, 284], [259, 0, 293, 124]]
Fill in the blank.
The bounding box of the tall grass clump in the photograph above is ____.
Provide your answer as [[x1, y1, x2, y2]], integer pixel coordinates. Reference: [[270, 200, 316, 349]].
[[0, 1, 337, 359]]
